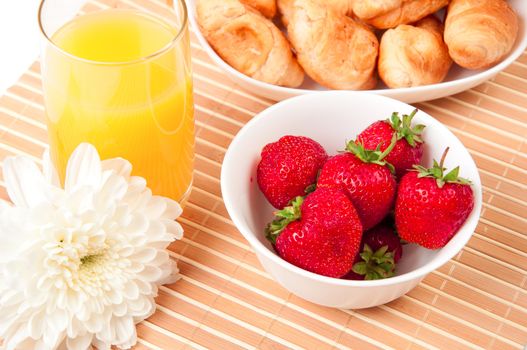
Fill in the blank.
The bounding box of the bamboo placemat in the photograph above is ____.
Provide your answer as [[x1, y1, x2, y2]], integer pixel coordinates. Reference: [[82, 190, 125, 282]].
[[1, 1, 526, 349]]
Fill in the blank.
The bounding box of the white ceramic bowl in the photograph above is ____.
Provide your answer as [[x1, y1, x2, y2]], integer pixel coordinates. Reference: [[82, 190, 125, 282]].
[[221, 92, 482, 309], [188, 0, 527, 103]]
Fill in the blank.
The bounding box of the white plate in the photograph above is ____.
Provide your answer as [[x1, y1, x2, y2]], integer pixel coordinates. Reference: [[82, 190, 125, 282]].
[[188, 0, 527, 103]]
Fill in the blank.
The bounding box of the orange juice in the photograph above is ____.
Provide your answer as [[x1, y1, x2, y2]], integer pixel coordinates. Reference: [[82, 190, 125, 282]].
[[42, 9, 194, 201]]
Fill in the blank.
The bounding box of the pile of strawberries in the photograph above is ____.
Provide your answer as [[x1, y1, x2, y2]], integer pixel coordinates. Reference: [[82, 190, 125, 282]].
[[257, 110, 474, 280]]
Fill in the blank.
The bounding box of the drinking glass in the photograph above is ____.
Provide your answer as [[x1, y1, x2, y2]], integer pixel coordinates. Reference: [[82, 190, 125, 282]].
[[39, 0, 194, 202]]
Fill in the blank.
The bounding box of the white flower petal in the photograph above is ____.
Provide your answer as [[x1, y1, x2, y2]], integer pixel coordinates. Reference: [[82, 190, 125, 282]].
[[65, 143, 102, 192], [101, 158, 132, 178], [139, 265, 163, 282], [123, 182, 150, 211], [83, 313, 103, 334], [96, 313, 115, 343], [4, 325, 32, 350], [112, 316, 134, 347], [92, 337, 111, 350], [150, 250, 170, 267], [128, 248, 157, 263], [47, 307, 68, 333], [0, 207, 32, 263], [144, 221, 166, 241], [123, 282, 140, 300], [28, 309, 45, 339], [163, 219, 184, 240], [64, 187, 95, 215], [66, 316, 84, 339], [143, 196, 167, 219], [134, 278, 152, 295], [123, 214, 149, 237], [96, 174, 128, 208], [119, 332, 137, 350], [42, 149, 61, 187], [113, 302, 128, 317], [66, 333, 93, 350], [35, 338, 52, 350], [3, 156, 49, 207], [162, 197, 183, 219], [126, 297, 146, 314], [158, 261, 180, 286], [125, 261, 145, 274], [42, 326, 64, 350]]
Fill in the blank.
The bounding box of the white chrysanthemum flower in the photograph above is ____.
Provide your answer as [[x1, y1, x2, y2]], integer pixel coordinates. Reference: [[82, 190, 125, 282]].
[[0, 143, 183, 350]]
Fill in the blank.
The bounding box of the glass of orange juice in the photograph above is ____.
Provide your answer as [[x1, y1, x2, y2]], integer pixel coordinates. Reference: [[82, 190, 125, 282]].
[[38, 0, 194, 203]]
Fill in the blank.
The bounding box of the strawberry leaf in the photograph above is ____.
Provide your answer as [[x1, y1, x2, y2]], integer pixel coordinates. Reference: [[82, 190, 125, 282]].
[[351, 244, 397, 280], [265, 196, 303, 244], [444, 166, 459, 183], [412, 148, 473, 188], [352, 262, 367, 275], [387, 109, 425, 148], [345, 134, 397, 174]]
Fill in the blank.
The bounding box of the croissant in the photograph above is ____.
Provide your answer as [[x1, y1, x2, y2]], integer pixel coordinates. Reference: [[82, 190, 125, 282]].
[[444, 0, 519, 70], [278, 0, 354, 26], [240, 0, 277, 18], [356, 0, 449, 29], [379, 16, 452, 88], [197, 0, 304, 87], [286, 0, 378, 90], [352, 0, 402, 20], [277, 0, 294, 25], [323, 0, 354, 16]]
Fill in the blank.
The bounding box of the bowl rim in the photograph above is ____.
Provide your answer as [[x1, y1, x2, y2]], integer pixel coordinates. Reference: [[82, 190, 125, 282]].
[[188, 0, 527, 98], [221, 91, 483, 287]]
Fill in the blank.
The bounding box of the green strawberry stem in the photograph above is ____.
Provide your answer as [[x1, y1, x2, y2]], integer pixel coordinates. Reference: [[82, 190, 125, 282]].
[[413, 147, 472, 188], [304, 170, 321, 195], [352, 244, 396, 280], [388, 109, 425, 147], [439, 146, 449, 170], [304, 183, 316, 194], [345, 133, 397, 174], [265, 196, 303, 244]]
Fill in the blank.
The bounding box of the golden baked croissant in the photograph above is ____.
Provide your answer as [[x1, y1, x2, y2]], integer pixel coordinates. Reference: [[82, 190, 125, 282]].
[[323, 0, 355, 16], [240, 0, 277, 18], [278, 0, 354, 26], [352, 0, 402, 20], [277, 0, 294, 25], [379, 16, 452, 88], [444, 0, 519, 70], [197, 0, 304, 87], [356, 0, 449, 29], [286, 0, 378, 90]]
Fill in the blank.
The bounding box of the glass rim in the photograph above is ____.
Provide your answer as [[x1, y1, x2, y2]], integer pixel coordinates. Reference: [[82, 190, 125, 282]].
[[37, 0, 189, 66]]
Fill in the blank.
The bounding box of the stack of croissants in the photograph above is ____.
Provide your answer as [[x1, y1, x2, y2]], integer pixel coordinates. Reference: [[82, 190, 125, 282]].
[[196, 0, 520, 89]]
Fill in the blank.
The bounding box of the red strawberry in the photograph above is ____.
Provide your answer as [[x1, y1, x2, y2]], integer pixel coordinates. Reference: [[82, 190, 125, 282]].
[[257, 135, 328, 209], [344, 222, 403, 280], [317, 136, 397, 230], [357, 109, 425, 177], [395, 148, 474, 249], [266, 188, 363, 278]]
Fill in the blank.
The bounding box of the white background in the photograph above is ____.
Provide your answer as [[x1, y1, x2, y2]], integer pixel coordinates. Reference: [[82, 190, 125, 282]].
[[0, 0, 41, 94]]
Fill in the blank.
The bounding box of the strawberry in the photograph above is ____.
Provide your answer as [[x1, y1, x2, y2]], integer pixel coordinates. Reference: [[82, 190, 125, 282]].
[[317, 136, 397, 230], [257, 135, 328, 209], [357, 109, 425, 177], [344, 222, 403, 280], [395, 148, 474, 249], [266, 188, 363, 278]]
